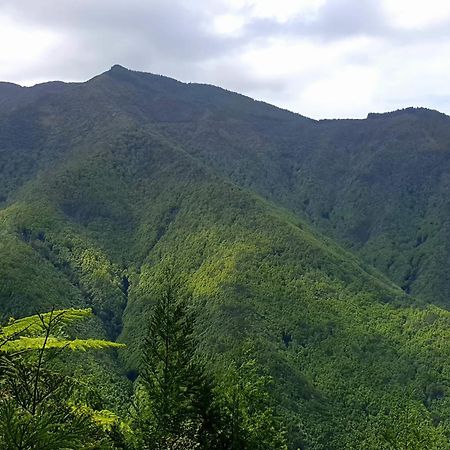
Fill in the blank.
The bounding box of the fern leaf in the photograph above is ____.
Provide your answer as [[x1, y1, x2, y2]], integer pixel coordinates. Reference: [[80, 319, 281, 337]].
[[1, 308, 93, 338], [0, 336, 125, 353]]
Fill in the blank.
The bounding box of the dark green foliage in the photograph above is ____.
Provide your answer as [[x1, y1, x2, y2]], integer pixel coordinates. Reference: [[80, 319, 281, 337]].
[[133, 268, 287, 449], [156, 104, 450, 308], [133, 268, 222, 449], [0, 399, 93, 450], [2, 67, 450, 448], [214, 356, 288, 450]]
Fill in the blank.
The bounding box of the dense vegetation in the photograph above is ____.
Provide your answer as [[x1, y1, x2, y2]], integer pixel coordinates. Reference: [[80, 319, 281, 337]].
[[2, 66, 450, 448], [0, 308, 125, 449], [0, 296, 287, 449]]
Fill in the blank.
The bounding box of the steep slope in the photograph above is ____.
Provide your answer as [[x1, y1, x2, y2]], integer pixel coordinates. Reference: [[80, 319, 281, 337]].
[[1, 117, 450, 447], [3, 68, 450, 447], [148, 97, 450, 307], [5, 65, 443, 308]]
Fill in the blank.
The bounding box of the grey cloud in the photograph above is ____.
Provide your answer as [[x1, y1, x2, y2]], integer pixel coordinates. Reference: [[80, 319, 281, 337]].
[[243, 0, 450, 44], [244, 0, 387, 41], [1, 0, 243, 82], [315, 0, 387, 38], [0, 0, 391, 82], [1, 0, 450, 119]]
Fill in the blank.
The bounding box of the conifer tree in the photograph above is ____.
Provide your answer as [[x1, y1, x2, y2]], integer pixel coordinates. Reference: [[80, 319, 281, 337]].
[[133, 267, 288, 450], [134, 269, 221, 449]]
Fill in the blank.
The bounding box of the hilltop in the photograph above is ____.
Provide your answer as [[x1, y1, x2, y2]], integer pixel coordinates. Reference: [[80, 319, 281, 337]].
[[2, 66, 450, 448]]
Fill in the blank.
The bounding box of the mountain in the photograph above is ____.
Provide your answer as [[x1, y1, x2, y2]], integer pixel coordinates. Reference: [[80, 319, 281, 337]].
[[2, 66, 450, 448], [139, 82, 450, 308]]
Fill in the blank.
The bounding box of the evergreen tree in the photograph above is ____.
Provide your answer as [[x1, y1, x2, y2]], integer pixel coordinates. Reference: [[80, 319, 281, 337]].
[[134, 269, 222, 449], [133, 268, 289, 450]]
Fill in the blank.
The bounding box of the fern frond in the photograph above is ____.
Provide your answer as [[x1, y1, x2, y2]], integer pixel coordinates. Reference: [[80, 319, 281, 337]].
[[0, 336, 125, 353], [1, 308, 93, 338]]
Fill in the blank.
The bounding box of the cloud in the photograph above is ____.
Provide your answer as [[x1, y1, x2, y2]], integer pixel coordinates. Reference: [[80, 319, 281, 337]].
[[1, 0, 450, 118], [0, 0, 240, 82], [245, 0, 388, 40]]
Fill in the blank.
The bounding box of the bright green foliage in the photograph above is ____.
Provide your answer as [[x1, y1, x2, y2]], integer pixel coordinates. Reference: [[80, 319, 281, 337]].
[[2, 67, 450, 448], [0, 308, 125, 353], [0, 308, 126, 449], [1, 308, 92, 338], [358, 398, 449, 449], [1, 336, 124, 353]]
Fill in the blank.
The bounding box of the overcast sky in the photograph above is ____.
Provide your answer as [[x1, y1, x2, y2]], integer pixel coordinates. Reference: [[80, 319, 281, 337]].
[[1, 0, 450, 119]]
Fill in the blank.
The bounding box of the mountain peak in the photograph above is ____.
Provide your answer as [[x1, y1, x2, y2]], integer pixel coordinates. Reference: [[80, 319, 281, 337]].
[[367, 107, 448, 120], [109, 64, 129, 72]]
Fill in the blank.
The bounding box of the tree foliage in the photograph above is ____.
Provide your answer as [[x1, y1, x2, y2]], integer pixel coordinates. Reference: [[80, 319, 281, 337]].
[[0, 308, 125, 449], [133, 268, 288, 449], [133, 269, 223, 449], [2, 70, 450, 448]]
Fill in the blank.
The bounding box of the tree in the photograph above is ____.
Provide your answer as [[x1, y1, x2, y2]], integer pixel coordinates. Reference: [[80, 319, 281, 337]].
[[0, 308, 125, 449], [215, 356, 288, 450], [133, 267, 288, 450], [133, 270, 222, 449]]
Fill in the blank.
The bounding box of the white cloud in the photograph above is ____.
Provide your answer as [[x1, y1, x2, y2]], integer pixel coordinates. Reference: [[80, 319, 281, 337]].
[[213, 14, 247, 35], [217, 0, 326, 22], [246, 0, 326, 22], [221, 36, 382, 118], [372, 40, 450, 112], [383, 0, 450, 29], [0, 16, 60, 84], [299, 65, 379, 118], [1, 0, 450, 118]]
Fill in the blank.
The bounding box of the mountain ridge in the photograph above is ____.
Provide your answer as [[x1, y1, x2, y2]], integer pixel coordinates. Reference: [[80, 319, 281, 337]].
[[5, 65, 448, 122], [2, 66, 450, 307], [2, 66, 450, 448]]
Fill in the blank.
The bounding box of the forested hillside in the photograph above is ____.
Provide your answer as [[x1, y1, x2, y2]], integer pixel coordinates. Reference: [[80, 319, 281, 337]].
[[2, 66, 450, 448]]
